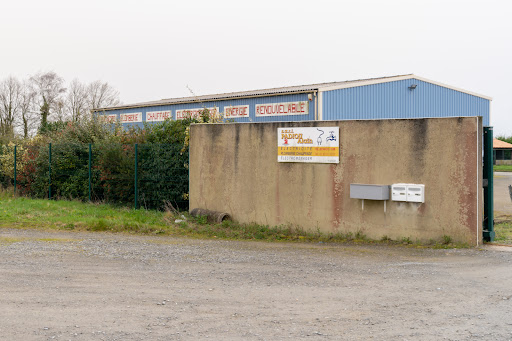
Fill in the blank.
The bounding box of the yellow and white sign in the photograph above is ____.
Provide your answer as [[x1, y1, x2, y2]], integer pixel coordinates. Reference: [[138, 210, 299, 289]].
[[278, 127, 340, 163]]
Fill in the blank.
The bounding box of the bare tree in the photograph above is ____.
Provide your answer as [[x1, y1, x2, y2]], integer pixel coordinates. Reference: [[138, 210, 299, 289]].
[[18, 80, 38, 138], [0, 76, 22, 138], [62, 79, 120, 122], [87, 80, 120, 110], [6, 72, 122, 132], [53, 99, 67, 122], [65, 79, 88, 122], [29, 71, 66, 128]]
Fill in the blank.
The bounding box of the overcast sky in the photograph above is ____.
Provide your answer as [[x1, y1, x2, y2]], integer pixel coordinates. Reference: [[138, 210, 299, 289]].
[[1, 0, 511, 134]]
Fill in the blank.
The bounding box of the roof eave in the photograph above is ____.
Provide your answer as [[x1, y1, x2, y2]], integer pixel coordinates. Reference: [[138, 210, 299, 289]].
[[93, 89, 319, 112]]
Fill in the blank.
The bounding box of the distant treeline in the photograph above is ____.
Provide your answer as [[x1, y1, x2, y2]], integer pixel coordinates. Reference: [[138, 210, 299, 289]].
[[496, 135, 512, 145], [0, 71, 120, 141]]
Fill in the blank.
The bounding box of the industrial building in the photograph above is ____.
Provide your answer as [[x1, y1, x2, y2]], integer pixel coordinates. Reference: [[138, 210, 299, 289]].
[[494, 138, 512, 165], [95, 74, 496, 243], [96, 74, 491, 127]]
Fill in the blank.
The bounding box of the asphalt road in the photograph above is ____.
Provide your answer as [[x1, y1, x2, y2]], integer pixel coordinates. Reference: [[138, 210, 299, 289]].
[[494, 172, 512, 216]]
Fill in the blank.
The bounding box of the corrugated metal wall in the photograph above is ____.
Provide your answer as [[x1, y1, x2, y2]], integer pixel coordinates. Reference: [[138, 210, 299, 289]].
[[322, 79, 490, 126], [102, 93, 315, 129]]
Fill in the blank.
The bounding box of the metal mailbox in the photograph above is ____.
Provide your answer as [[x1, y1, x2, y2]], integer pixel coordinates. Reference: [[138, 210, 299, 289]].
[[350, 184, 390, 200], [391, 183, 408, 202], [391, 183, 425, 203], [406, 184, 425, 203]]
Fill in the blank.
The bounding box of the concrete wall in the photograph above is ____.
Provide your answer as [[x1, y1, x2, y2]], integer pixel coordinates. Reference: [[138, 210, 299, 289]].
[[495, 160, 512, 166], [189, 117, 483, 245]]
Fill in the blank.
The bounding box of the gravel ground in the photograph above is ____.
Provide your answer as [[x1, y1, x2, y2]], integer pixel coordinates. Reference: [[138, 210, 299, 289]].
[[1, 228, 512, 341]]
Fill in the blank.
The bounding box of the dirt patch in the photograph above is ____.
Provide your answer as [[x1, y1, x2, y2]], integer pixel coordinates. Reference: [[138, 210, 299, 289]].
[[1, 228, 512, 340]]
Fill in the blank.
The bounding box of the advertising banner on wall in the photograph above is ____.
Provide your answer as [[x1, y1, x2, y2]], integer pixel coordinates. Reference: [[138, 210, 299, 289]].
[[278, 127, 340, 163], [120, 112, 142, 123], [224, 105, 249, 118], [146, 110, 172, 122], [176, 107, 218, 120], [256, 101, 308, 117], [99, 114, 117, 123]]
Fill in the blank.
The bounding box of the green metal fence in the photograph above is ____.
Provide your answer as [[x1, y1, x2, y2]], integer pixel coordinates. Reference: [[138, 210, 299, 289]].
[[0, 143, 189, 210]]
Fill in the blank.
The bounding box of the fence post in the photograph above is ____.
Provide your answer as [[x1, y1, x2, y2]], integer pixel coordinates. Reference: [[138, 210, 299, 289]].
[[49, 143, 52, 200], [88, 144, 92, 202], [483, 127, 495, 242], [134, 143, 138, 209], [14, 145, 17, 196]]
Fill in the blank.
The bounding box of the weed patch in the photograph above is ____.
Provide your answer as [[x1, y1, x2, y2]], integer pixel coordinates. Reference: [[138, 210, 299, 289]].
[[0, 189, 475, 248], [37, 238, 80, 243], [0, 237, 25, 245], [494, 219, 512, 244]]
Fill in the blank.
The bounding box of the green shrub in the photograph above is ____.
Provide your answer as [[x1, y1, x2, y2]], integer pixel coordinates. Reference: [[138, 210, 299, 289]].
[[1, 117, 196, 210]]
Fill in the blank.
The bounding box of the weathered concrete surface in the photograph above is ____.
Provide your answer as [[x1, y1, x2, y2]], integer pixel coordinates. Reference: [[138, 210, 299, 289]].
[[190, 117, 482, 245]]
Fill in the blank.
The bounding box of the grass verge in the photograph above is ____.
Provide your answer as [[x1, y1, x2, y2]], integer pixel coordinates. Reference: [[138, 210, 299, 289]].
[[494, 218, 512, 244], [0, 189, 168, 234], [494, 165, 512, 172], [0, 189, 469, 248]]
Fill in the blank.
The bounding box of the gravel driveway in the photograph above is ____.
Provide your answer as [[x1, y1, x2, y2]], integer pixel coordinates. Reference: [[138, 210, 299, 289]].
[[1, 228, 511, 341]]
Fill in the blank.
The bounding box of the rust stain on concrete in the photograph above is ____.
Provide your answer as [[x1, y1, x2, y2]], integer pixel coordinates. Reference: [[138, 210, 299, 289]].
[[275, 165, 281, 224], [461, 127, 478, 238], [330, 164, 342, 230]]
